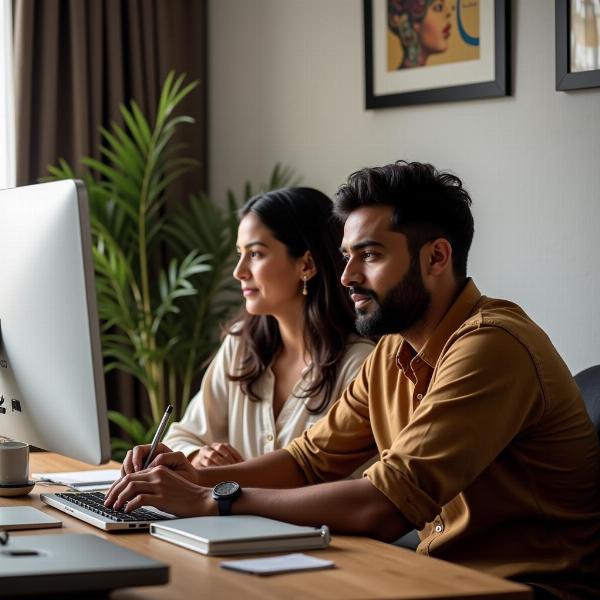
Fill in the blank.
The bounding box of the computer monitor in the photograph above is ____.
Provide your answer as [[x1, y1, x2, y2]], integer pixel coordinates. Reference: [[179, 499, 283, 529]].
[[0, 180, 110, 464]]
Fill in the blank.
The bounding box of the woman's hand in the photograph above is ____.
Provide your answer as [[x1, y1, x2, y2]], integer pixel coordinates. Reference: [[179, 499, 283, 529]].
[[104, 466, 216, 516], [191, 443, 244, 468]]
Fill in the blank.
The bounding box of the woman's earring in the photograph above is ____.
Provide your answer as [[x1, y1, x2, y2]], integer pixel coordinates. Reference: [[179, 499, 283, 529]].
[[302, 275, 308, 296]]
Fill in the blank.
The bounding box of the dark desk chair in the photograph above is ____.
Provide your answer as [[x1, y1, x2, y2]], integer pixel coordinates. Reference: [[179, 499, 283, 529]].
[[526, 366, 600, 599], [574, 365, 600, 437], [393, 528, 420, 550]]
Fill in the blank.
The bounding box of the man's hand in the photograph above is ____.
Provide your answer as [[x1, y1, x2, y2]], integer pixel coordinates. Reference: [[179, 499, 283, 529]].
[[120, 443, 197, 480], [191, 443, 244, 468], [120, 442, 170, 475], [106, 443, 200, 504], [103, 466, 215, 516]]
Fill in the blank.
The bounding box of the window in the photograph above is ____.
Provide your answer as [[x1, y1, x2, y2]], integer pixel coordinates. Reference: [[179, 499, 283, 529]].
[[0, 0, 15, 189]]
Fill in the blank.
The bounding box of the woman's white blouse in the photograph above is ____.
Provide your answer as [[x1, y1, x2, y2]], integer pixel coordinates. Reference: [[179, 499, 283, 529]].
[[163, 334, 374, 460]]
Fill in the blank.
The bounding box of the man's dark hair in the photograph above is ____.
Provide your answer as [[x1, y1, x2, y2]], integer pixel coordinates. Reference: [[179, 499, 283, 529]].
[[335, 161, 475, 279]]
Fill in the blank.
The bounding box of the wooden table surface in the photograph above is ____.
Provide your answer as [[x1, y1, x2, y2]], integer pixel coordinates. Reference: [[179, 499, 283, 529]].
[[0, 453, 532, 599]]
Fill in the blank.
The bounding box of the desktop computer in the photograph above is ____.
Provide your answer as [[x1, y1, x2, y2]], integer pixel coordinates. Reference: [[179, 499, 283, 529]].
[[0, 180, 169, 595], [0, 180, 110, 464], [0, 179, 171, 529]]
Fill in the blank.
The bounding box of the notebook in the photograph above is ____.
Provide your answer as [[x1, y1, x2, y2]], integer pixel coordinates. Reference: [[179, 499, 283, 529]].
[[0, 533, 168, 597], [150, 515, 330, 556]]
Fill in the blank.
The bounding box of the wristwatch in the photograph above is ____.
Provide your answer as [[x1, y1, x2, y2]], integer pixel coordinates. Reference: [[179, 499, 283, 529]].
[[212, 481, 242, 516]]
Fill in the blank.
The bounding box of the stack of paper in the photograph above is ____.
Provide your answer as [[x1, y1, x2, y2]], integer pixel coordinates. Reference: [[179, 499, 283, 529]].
[[32, 470, 121, 491]]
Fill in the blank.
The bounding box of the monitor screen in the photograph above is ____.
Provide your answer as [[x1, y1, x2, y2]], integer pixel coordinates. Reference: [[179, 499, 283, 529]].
[[0, 180, 110, 464]]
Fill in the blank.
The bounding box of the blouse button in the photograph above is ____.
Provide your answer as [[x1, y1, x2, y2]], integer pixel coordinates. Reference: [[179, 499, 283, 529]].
[[416, 393, 423, 400], [434, 524, 443, 533], [266, 434, 274, 442]]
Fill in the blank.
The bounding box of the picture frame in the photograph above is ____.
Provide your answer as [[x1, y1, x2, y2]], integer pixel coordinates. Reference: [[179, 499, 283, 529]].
[[555, 0, 600, 91], [363, 0, 510, 109]]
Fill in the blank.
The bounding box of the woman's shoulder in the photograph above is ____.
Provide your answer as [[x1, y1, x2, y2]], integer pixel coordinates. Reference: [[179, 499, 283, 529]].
[[225, 320, 244, 336], [340, 334, 375, 364], [214, 326, 245, 361], [345, 333, 376, 351], [327, 334, 375, 393]]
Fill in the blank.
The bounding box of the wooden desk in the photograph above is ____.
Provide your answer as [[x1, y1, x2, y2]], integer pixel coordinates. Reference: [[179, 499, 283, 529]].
[[0, 454, 532, 599]]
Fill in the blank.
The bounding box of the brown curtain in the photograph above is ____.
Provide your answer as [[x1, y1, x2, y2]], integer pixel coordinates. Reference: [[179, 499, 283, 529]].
[[14, 0, 207, 193], [13, 0, 208, 419]]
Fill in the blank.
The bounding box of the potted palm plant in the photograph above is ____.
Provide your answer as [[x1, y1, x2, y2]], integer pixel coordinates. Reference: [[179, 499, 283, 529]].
[[47, 72, 298, 457]]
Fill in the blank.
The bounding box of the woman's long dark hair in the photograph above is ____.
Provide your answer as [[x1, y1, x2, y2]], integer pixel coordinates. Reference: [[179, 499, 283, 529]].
[[226, 187, 356, 413]]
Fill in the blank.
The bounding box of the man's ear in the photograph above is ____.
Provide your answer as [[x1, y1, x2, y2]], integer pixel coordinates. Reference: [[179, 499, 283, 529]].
[[424, 238, 452, 275], [299, 251, 317, 280]]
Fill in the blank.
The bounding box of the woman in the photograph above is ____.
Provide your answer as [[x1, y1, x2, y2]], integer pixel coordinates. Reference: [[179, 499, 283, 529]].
[[388, 0, 452, 69], [162, 187, 374, 467]]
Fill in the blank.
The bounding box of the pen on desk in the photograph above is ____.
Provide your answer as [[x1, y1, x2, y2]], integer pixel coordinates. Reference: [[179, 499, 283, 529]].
[[142, 404, 173, 470]]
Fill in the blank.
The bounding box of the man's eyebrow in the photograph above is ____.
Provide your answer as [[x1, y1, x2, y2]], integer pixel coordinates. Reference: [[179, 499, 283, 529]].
[[236, 241, 269, 250], [339, 240, 385, 253]]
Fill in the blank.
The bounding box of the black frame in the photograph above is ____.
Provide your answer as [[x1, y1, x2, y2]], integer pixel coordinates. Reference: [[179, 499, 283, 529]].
[[364, 0, 510, 109], [555, 0, 600, 91]]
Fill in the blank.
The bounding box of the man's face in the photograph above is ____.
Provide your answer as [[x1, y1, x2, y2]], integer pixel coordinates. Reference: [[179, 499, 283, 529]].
[[340, 206, 431, 337]]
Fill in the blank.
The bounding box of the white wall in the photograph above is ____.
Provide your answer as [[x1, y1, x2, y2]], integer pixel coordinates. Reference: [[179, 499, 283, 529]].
[[209, 0, 600, 374]]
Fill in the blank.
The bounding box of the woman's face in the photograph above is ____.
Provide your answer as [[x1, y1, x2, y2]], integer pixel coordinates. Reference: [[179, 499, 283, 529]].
[[417, 0, 452, 55], [233, 212, 305, 317]]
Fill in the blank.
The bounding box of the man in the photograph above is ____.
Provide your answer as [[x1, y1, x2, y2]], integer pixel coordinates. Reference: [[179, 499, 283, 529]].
[[106, 161, 600, 599]]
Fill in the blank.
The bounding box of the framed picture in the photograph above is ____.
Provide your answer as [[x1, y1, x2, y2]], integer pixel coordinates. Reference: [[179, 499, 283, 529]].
[[556, 0, 600, 90], [364, 0, 510, 109]]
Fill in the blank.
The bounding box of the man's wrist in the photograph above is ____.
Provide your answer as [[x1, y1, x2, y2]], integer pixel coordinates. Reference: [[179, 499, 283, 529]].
[[201, 486, 219, 516], [212, 481, 242, 516]]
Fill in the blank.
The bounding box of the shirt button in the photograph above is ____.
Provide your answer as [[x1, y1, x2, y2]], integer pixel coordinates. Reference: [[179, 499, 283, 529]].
[[434, 524, 443, 533], [416, 393, 423, 400], [266, 434, 274, 442]]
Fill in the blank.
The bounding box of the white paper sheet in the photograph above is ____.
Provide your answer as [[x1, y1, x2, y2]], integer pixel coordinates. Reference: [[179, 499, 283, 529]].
[[32, 469, 121, 491], [220, 553, 335, 576]]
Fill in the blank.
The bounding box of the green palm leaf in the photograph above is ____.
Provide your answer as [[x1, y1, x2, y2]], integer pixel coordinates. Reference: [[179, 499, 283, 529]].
[[46, 71, 300, 457]]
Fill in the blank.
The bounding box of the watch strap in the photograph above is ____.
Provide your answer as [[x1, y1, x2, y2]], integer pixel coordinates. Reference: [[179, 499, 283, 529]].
[[217, 498, 232, 516]]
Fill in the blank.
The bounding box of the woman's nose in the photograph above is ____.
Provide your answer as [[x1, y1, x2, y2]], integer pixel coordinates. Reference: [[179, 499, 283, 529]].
[[233, 257, 248, 281]]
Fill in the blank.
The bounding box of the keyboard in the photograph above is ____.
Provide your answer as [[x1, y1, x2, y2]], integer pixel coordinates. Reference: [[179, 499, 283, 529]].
[[40, 491, 173, 531]]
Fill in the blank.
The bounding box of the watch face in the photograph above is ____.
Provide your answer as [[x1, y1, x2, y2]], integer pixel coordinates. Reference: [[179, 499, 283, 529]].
[[214, 481, 240, 498]]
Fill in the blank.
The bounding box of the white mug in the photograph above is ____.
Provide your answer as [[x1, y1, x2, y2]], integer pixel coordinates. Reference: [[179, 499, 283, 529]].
[[0, 441, 30, 485]]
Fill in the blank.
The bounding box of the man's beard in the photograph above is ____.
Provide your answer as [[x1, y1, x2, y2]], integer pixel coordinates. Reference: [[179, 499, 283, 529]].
[[352, 259, 431, 337]]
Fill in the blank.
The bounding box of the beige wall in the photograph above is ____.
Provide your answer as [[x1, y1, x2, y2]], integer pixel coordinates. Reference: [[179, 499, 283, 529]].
[[209, 0, 600, 373]]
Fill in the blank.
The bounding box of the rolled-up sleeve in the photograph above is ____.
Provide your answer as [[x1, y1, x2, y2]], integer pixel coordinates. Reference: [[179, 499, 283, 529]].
[[364, 325, 544, 529], [285, 348, 378, 483]]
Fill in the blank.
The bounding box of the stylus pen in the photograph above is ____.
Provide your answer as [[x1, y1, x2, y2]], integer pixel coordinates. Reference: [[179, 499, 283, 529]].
[[142, 404, 173, 470]]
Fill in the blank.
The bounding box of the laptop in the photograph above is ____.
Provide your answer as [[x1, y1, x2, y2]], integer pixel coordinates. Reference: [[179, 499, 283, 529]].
[[40, 490, 173, 531], [0, 532, 168, 597]]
